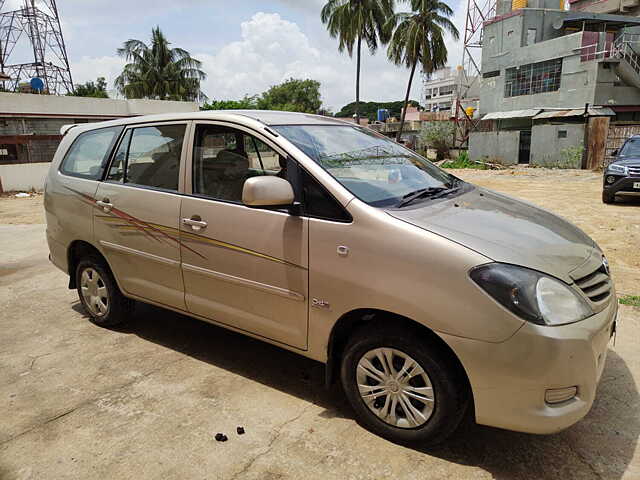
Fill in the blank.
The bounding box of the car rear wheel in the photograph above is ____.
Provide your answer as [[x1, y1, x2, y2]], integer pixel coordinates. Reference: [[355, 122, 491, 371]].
[[602, 191, 615, 204], [340, 325, 469, 445], [76, 257, 133, 327]]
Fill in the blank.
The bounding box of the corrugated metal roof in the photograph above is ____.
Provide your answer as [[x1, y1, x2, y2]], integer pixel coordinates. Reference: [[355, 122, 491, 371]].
[[482, 109, 541, 120], [533, 107, 615, 119]]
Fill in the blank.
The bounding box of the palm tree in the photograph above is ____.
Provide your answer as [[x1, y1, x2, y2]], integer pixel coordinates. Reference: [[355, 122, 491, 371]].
[[115, 27, 207, 102], [387, 0, 459, 141], [321, 0, 395, 124]]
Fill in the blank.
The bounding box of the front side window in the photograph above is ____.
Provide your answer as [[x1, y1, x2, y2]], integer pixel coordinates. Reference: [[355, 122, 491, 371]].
[[107, 124, 185, 191], [193, 125, 284, 202], [273, 125, 455, 208], [60, 126, 122, 179]]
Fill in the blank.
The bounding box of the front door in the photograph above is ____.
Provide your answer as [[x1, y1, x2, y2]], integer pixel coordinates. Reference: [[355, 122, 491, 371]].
[[94, 122, 189, 310], [180, 123, 309, 349], [518, 130, 531, 164]]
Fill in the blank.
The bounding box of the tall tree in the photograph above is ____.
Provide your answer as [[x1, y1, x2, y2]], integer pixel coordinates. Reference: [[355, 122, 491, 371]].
[[387, 0, 458, 141], [115, 27, 206, 102], [321, 0, 394, 124], [257, 78, 322, 113]]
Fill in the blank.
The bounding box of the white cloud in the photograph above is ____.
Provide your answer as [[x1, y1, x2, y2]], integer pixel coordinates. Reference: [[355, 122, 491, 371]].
[[196, 12, 418, 111], [64, 7, 467, 111], [70, 55, 126, 94]]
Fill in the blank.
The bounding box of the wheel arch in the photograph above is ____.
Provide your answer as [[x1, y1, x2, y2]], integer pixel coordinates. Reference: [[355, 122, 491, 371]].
[[67, 240, 112, 289], [325, 308, 474, 414]]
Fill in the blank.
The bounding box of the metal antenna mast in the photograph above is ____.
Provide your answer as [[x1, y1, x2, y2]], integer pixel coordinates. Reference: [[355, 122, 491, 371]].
[[0, 0, 73, 94], [453, 0, 496, 147]]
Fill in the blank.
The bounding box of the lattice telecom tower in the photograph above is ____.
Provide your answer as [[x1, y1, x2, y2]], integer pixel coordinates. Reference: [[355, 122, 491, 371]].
[[453, 0, 497, 147], [0, 0, 73, 94]]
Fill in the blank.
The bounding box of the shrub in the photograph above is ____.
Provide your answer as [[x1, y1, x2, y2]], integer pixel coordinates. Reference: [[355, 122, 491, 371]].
[[419, 121, 455, 160], [441, 151, 487, 169]]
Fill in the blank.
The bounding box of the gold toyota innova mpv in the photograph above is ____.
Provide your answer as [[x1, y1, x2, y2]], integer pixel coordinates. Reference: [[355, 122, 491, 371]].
[[45, 111, 617, 444]]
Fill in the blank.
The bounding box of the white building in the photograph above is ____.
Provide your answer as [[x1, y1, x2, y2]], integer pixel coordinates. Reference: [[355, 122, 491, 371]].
[[423, 67, 479, 115]]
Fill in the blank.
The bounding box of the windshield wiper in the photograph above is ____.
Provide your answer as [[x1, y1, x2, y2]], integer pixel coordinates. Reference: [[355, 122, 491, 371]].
[[396, 187, 448, 208]]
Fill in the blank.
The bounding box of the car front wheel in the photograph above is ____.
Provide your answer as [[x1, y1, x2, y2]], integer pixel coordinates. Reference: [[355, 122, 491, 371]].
[[340, 325, 469, 445]]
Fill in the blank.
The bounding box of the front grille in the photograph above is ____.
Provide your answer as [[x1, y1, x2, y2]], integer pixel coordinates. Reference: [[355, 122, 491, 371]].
[[629, 166, 640, 177], [574, 264, 611, 303]]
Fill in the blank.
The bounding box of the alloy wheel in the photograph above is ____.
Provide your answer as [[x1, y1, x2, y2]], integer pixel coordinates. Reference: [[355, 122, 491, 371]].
[[356, 347, 435, 428], [80, 267, 109, 317]]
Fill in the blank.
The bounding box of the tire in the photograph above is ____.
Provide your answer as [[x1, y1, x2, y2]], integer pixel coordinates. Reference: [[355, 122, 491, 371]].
[[75, 256, 133, 327], [602, 191, 615, 204], [340, 324, 469, 446]]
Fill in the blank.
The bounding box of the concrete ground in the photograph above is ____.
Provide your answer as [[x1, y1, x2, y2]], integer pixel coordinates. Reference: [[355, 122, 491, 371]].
[[1, 169, 639, 479]]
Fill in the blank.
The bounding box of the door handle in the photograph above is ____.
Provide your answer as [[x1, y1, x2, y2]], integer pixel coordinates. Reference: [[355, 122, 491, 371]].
[[182, 216, 208, 231], [96, 199, 113, 212]]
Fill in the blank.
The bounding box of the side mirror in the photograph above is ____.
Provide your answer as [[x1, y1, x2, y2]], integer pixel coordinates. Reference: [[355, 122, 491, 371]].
[[242, 176, 295, 208], [612, 149, 618, 157]]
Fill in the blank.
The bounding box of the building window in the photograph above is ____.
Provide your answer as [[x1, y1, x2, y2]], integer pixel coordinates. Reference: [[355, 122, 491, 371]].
[[558, 130, 567, 138], [526, 28, 537, 46], [483, 70, 500, 78], [439, 85, 456, 96], [504, 58, 562, 98]]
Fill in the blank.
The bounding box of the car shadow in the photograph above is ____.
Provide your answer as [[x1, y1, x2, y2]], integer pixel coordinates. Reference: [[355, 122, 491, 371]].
[[612, 196, 640, 206], [76, 301, 639, 479]]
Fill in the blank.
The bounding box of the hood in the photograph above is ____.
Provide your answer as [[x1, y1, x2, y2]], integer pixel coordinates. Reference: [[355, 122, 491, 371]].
[[387, 187, 598, 283], [611, 157, 640, 166]]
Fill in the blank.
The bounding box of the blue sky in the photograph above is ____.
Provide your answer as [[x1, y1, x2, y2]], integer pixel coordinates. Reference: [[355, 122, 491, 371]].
[[9, 0, 465, 111]]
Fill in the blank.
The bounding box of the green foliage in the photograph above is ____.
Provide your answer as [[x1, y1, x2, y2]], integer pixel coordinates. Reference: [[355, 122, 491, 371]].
[[321, 0, 395, 120], [537, 145, 584, 168], [321, 0, 394, 56], [201, 95, 259, 111], [559, 145, 584, 168], [115, 26, 206, 102], [69, 77, 108, 98], [335, 100, 419, 121], [419, 121, 455, 159], [441, 151, 487, 169], [619, 295, 640, 307], [386, 0, 459, 140], [257, 78, 322, 113], [201, 79, 322, 113]]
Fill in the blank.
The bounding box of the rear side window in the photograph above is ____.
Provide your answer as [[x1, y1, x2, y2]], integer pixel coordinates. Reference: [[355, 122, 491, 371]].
[[107, 124, 186, 191], [60, 126, 122, 180]]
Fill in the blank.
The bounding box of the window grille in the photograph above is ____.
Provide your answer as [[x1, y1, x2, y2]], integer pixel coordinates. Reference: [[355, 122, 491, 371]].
[[504, 58, 562, 98]]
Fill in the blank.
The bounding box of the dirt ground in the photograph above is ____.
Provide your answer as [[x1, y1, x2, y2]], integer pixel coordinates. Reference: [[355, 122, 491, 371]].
[[0, 193, 45, 225], [1, 169, 639, 479]]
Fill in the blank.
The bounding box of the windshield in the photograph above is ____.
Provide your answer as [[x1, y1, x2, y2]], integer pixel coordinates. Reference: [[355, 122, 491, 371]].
[[619, 138, 640, 157], [273, 125, 455, 207]]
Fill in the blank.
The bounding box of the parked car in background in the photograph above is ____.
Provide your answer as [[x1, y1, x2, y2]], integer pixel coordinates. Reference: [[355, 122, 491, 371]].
[[45, 111, 617, 445], [603, 135, 640, 203]]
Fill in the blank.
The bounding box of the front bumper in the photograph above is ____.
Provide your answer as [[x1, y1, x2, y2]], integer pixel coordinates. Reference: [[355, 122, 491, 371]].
[[603, 175, 640, 197], [441, 297, 618, 434]]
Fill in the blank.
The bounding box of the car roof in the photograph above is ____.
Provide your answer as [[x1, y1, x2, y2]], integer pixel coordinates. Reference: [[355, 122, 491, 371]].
[[223, 110, 349, 126], [65, 110, 350, 135]]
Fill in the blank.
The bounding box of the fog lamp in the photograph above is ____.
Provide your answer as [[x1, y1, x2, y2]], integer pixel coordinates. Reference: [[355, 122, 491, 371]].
[[545, 386, 578, 404], [606, 175, 616, 184]]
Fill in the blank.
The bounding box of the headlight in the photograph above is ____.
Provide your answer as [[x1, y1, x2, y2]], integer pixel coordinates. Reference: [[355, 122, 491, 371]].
[[608, 164, 627, 175], [470, 263, 592, 326]]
